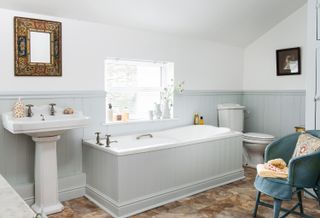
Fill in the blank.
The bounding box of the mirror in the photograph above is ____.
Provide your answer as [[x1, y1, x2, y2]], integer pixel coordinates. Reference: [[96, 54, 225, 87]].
[[14, 17, 62, 76], [30, 31, 51, 63]]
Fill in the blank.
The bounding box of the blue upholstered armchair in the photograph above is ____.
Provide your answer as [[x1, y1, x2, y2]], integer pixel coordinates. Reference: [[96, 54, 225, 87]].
[[253, 130, 320, 218]]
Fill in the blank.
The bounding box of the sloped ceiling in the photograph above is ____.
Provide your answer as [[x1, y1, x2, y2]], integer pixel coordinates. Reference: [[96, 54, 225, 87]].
[[0, 0, 307, 47]]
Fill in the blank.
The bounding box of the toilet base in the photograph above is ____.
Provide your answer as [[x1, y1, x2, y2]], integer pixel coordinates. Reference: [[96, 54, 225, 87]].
[[243, 141, 270, 168], [246, 153, 264, 168]]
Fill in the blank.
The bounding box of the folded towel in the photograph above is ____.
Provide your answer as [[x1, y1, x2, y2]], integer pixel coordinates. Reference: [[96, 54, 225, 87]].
[[267, 158, 287, 169], [257, 163, 288, 179]]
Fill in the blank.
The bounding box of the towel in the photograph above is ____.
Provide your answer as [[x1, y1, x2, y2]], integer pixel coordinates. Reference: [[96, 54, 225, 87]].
[[257, 158, 288, 179]]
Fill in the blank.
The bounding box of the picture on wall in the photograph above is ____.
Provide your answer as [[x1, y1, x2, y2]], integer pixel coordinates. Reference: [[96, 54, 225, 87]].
[[14, 17, 62, 76], [276, 47, 301, 76]]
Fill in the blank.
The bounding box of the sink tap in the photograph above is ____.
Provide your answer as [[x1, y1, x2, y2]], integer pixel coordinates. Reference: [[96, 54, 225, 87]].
[[49, 103, 56, 116], [26, 104, 34, 117], [105, 134, 118, 147]]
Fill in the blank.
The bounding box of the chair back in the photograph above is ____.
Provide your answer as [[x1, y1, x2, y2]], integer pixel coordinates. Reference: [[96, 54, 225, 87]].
[[265, 133, 299, 163], [296, 130, 320, 187]]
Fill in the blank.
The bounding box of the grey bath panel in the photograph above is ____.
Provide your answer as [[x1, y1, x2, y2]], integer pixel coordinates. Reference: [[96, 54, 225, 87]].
[[83, 133, 244, 217]]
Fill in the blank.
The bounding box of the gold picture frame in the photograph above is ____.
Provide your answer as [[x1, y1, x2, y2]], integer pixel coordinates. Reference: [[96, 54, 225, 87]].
[[14, 17, 62, 76]]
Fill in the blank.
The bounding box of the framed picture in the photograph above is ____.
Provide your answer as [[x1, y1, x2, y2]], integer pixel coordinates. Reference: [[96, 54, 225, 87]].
[[276, 47, 301, 76], [14, 17, 62, 76]]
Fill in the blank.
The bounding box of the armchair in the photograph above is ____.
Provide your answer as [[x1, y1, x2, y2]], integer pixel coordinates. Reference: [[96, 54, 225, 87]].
[[253, 130, 320, 218]]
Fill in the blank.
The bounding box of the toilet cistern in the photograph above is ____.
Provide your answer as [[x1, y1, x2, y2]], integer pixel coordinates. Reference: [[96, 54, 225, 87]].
[[217, 103, 274, 168]]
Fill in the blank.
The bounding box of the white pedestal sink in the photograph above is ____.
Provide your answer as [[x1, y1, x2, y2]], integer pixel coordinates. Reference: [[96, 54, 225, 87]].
[[2, 105, 90, 215]]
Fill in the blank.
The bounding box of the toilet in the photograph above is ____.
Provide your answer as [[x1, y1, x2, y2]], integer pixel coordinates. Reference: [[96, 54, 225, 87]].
[[217, 104, 274, 168]]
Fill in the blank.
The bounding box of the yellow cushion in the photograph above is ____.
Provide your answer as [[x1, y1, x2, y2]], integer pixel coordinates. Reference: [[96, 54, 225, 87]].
[[292, 133, 320, 158]]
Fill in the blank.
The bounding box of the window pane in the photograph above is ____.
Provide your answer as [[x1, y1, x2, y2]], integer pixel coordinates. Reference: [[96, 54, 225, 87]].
[[106, 62, 163, 90], [108, 91, 160, 120], [106, 63, 137, 90], [107, 92, 136, 113], [135, 91, 160, 119], [136, 65, 161, 88], [105, 59, 174, 121]]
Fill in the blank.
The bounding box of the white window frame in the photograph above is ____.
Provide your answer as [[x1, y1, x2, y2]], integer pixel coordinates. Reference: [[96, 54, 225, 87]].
[[104, 58, 174, 121]]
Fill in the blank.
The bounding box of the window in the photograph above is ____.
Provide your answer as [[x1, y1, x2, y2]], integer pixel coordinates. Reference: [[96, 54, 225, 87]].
[[105, 59, 174, 121]]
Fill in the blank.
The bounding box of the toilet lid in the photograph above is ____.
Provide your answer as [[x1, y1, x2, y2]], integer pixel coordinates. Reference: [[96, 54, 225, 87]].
[[243, 132, 274, 142]]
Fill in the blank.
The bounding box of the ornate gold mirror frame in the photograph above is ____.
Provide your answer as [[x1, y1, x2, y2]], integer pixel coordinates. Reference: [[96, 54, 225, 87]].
[[14, 17, 62, 76]]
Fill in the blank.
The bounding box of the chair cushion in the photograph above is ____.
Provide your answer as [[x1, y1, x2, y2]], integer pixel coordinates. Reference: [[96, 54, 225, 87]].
[[254, 176, 292, 200], [292, 133, 320, 158]]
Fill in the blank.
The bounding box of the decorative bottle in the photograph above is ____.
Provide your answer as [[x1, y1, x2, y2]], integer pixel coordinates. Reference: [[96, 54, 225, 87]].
[[154, 103, 162, 119], [194, 113, 200, 125], [162, 101, 171, 119], [199, 116, 204, 125], [13, 97, 25, 118], [107, 103, 113, 122]]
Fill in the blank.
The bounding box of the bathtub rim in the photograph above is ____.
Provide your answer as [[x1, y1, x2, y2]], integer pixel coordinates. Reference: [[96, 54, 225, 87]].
[[83, 130, 242, 156]]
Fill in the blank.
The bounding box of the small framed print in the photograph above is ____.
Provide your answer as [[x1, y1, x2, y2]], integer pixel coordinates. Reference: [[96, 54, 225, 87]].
[[14, 17, 62, 76], [276, 47, 301, 76]]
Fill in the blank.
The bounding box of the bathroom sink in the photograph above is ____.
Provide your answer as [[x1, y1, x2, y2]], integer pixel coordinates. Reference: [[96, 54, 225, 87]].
[[2, 105, 90, 137], [2, 105, 90, 215]]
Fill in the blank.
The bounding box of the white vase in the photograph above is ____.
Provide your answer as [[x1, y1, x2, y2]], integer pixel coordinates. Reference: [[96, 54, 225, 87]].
[[154, 103, 162, 119], [162, 101, 171, 119]]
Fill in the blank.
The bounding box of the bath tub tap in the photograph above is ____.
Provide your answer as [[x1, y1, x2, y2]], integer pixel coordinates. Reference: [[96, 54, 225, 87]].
[[136, 134, 153, 140], [106, 134, 118, 147], [95, 132, 104, 145]]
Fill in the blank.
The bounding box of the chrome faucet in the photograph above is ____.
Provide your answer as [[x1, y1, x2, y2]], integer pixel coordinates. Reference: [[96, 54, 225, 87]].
[[95, 132, 103, 145], [49, 103, 56, 116], [105, 134, 118, 147], [136, 134, 153, 140], [26, 104, 34, 117]]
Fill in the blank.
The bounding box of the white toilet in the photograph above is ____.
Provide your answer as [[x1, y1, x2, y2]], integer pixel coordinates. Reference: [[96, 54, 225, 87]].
[[217, 104, 274, 168]]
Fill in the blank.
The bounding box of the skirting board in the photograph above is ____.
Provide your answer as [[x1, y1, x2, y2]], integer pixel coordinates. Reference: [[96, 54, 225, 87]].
[[85, 169, 245, 218], [13, 173, 86, 206]]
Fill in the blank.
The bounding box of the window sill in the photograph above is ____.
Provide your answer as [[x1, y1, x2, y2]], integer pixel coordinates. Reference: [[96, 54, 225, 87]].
[[103, 118, 179, 126]]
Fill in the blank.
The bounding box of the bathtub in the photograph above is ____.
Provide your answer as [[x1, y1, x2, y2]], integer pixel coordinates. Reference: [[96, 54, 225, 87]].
[[83, 125, 244, 217], [85, 125, 233, 155]]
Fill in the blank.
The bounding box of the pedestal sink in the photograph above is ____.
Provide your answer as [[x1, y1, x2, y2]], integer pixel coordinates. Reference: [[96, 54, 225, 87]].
[[2, 105, 90, 215]]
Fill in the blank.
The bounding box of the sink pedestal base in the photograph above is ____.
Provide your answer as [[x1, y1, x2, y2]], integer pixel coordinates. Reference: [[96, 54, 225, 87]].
[[31, 135, 64, 215]]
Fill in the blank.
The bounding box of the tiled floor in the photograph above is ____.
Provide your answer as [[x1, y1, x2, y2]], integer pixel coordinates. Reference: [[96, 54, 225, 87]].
[[49, 168, 320, 218]]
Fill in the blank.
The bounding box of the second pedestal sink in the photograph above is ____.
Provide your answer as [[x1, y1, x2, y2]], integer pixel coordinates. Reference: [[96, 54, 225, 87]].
[[2, 105, 90, 215]]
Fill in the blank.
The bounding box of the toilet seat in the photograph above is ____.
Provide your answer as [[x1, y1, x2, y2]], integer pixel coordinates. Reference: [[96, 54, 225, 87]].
[[243, 132, 274, 144]]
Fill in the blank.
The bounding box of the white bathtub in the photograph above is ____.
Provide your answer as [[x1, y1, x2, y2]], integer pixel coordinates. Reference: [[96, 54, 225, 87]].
[[83, 125, 244, 218], [84, 125, 233, 155]]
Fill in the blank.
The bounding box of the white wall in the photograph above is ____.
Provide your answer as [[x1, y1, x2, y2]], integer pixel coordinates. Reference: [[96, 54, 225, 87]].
[[243, 4, 307, 91], [0, 8, 244, 92]]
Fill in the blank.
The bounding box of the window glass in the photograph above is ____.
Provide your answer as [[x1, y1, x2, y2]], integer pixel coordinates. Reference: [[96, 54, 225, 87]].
[[105, 59, 174, 120]]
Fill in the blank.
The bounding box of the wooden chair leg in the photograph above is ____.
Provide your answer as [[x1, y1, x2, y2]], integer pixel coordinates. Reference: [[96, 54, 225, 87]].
[[314, 188, 320, 206], [253, 191, 261, 217], [273, 198, 282, 218], [297, 190, 304, 214]]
